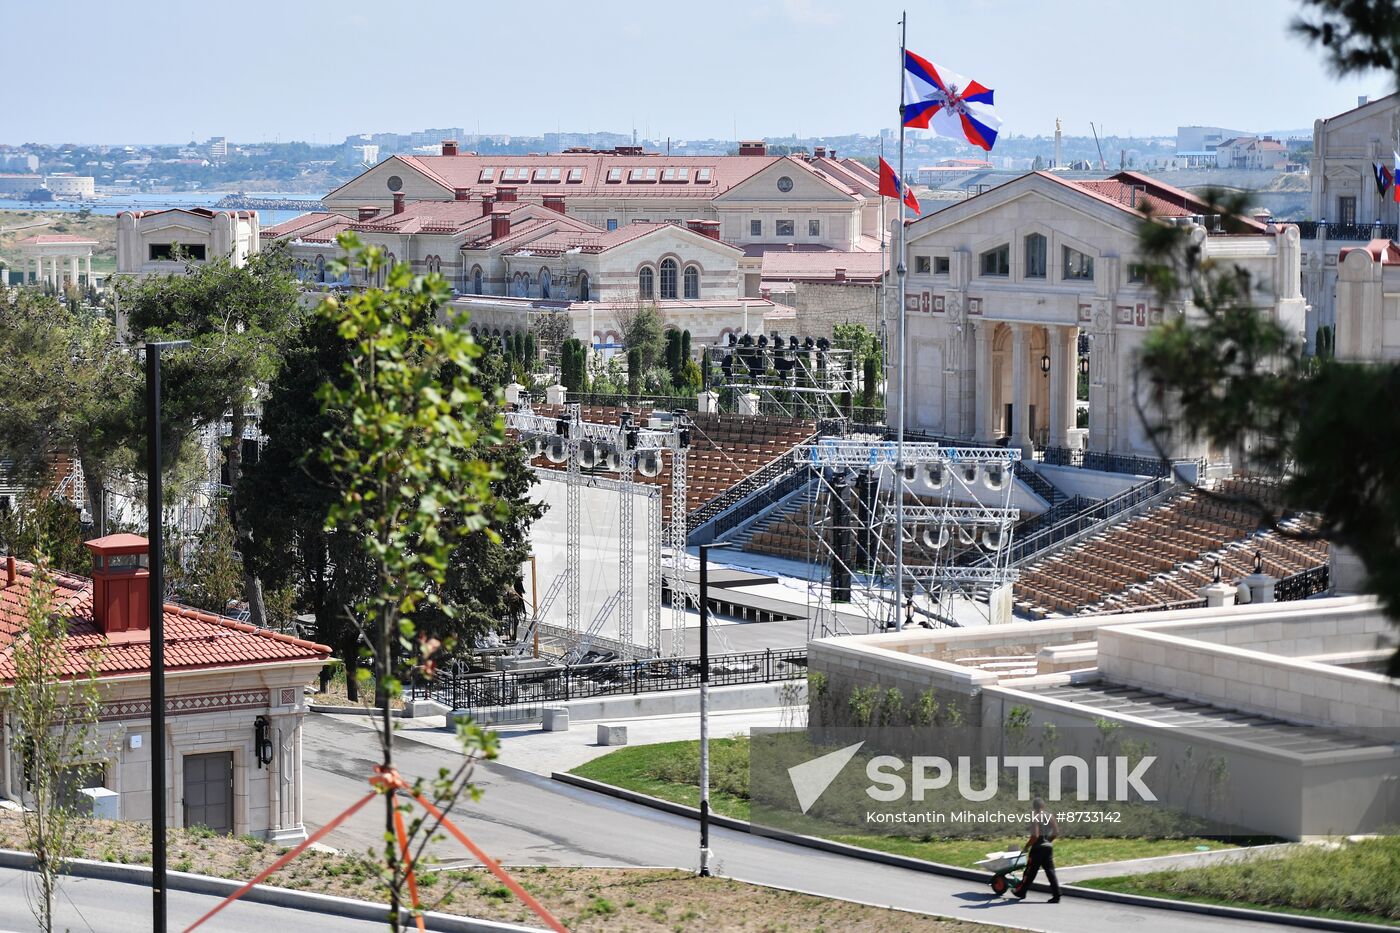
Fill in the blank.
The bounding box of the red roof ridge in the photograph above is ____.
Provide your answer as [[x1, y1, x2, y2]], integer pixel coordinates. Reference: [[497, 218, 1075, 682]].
[[163, 600, 332, 654]]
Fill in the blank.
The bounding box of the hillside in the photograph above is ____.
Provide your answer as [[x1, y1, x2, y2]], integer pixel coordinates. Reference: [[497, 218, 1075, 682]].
[[0, 210, 119, 276]]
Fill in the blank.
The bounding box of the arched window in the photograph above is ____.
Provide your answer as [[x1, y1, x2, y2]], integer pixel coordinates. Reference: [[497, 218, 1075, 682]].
[[578, 272, 590, 301], [683, 264, 700, 299], [540, 268, 552, 299], [315, 255, 326, 283], [638, 266, 655, 299], [659, 258, 678, 299], [472, 266, 483, 295]]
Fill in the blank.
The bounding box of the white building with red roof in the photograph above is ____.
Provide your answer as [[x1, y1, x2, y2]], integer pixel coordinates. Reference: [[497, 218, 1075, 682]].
[[893, 170, 1305, 461], [0, 535, 329, 841]]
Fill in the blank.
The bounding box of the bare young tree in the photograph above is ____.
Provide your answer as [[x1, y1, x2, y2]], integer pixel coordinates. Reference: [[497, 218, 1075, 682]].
[[8, 555, 102, 933]]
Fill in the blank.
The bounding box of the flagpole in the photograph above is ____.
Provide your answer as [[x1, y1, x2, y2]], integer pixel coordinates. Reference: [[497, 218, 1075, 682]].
[[894, 10, 908, 633]]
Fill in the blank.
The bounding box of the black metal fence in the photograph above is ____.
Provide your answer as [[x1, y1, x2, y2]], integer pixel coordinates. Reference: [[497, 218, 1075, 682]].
[[686, 439, 816, 533], [1041, 446, 1176, 478], [1292, 221, 1399, 241], [710, 467, 812, 539], [1275, 563, 1330, 601], [410, 648, 807, 719]]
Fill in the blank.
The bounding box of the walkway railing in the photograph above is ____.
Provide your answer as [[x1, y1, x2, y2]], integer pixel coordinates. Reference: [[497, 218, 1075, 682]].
[[1041, 446, 1185, 478], [410, 647, 807, 719], [1292, 221, 1398, 241]]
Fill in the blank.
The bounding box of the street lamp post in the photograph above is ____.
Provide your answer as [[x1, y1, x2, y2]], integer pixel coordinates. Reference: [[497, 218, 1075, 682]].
[[697, 540, 731, 878], [146, 339, 189, 933]]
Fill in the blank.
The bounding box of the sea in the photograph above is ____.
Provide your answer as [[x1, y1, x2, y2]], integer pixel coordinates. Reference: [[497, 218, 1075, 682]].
[[0, 191, 321, 227]]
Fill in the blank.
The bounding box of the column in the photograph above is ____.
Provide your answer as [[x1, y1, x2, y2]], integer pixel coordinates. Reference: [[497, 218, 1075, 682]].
[[973, 321, 995, 443], [1010, 323, 1032, 455], [30, 257, 39, 284], [69, 255, 80, 288], [1049, 325, 1079, 448], [85, 253, 92, 285]]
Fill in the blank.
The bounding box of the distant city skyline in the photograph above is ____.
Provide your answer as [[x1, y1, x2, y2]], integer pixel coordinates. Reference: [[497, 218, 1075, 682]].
[[5, 0, 1388, 146]]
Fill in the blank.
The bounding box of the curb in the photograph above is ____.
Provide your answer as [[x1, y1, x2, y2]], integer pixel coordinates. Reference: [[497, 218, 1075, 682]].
[[0, 849, 539, 933], [550, 771, 1396, 933], [309, 703, 406, 718]]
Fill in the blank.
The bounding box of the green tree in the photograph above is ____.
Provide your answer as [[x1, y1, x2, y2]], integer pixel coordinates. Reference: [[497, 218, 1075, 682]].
[[1135, 5, 1400, 671], [0, 494, 88, 576], [241, 313, 372, 697], [861, 355, 879, 409], [120, 245, 304, 629], [0, 288, 139, 538], [316, 234, 503, 928], [8, 554, 102, 933], [529, 310, 571, 370], [168, 509, 243, 615], [627, 347, 641, 396], [616, 301, 666, 373]]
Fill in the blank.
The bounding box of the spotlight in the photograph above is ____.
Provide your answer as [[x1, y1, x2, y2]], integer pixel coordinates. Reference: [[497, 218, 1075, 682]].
[[525, 435, 546, 458], [920, 525, 949, 549], [602, 449, 622, 472], [545, 436, 568, 464], [984, 464, 1007, 490], [925, 463, 946, 489], [637, 450, 662, 477], [981, 528, 1006, 551], [959, 463, 981, 485], [903, 463, 919, 483], [957, 525, 977, 547], [578, 440, 601, 469]]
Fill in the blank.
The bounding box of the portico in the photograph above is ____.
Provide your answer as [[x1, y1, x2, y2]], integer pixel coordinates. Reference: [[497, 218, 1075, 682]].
[[892, 170, 1305, 463], [968, 320, 1078, 453], [15, 233, 97, 288]]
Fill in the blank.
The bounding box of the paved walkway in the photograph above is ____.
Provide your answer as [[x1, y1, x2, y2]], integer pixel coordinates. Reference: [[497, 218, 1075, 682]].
[[328, 705, 797, 775], [300, 714, 1306, 933], [1056, 842, 1302, 882]]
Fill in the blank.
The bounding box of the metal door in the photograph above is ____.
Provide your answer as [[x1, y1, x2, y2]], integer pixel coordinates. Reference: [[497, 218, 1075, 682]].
[[183, 752, 233, 835]]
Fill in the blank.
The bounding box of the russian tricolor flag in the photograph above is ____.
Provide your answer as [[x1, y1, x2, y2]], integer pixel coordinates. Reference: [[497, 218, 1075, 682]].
[[879, 157, 920, 215], [902, 49, 1001, 152]]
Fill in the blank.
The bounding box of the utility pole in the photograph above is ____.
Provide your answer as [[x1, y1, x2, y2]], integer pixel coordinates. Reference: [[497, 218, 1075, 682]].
[[146, 339, 189, 933], [697, 541, 730, 877]]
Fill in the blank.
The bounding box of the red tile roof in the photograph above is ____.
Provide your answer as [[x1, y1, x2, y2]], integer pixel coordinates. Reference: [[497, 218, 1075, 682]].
[[507, 220, 743, 257], [0, 560, 330, 681], [760, 249, 885, 283], [14, 234, 99, 246], [326, 153, 877, 204]]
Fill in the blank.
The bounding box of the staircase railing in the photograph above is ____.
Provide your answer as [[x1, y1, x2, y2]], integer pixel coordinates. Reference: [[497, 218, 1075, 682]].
[[1010, 474, 1178, 565]]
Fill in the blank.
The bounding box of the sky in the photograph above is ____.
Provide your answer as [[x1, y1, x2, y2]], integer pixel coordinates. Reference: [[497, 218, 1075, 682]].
[[3, 0, 1388, 145]]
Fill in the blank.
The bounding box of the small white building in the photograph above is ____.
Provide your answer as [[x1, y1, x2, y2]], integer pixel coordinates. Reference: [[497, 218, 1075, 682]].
[[0, 536, 329, 841], [115, 207, 261, 279], [1332, 238, 1400, 361], [889, 170, 1306, 461], [14, 234, 97, 288]]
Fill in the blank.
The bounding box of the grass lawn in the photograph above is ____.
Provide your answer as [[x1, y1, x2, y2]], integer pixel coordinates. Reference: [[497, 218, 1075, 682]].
[[569, 737, 1233, 869], [1078, 836, 1400, 926], [0, 811, 1010, 933]]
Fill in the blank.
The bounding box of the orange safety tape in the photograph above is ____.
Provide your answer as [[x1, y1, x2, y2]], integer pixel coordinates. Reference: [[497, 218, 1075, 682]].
[[393, 802, 427, 933], [183, 789, 377, 932], [412, 790, 570, 933]]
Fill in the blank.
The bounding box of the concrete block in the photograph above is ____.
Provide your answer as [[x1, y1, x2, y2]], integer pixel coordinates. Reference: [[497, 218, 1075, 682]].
[[404, 698, 450, 719], [541, 707, 570, 732], [596, 724, 628, 746]]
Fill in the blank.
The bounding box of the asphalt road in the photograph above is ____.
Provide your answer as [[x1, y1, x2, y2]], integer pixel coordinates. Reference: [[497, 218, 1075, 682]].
[[0, 868, 414, 933], [303, 713, 1306, 933]]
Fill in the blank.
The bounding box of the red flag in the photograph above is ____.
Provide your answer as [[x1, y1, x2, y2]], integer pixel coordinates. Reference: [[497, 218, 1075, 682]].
[[879, 156, 921, 216]]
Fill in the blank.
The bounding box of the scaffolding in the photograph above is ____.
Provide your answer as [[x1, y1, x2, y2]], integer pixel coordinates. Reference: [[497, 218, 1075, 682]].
[[701, 335, 858, 422], [798, 437, 1021, 639], [507, 403, 690, 659]]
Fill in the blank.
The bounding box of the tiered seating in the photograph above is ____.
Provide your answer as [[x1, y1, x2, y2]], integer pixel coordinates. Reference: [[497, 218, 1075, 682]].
[[520, 405, 815, 524], [1095, 516, 1328, 614], [1014, 480, 1315, 617]]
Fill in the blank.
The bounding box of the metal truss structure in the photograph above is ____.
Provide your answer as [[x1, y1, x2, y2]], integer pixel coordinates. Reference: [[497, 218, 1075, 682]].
[[797, 437, 1021, 639], [701, 335, 858, 421], [507, 403, 690, 659]]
